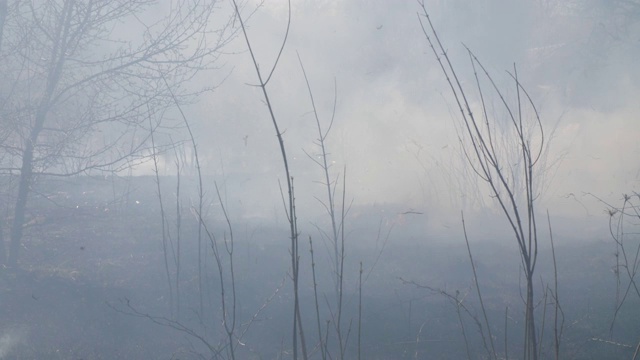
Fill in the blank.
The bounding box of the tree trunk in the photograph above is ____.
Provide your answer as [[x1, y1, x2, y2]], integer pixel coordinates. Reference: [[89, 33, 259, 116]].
[[8, 89, 53, 267], [525, 271, 538, 360], [0, 0, 7, 266], [8, 142, 34, 267], [0, 213, 5, 266], [7, 1, 71, 267], [0, 0, 7, 52]]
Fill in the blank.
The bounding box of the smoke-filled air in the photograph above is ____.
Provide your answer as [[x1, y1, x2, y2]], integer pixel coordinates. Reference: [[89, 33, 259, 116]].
[[0, 0, 638, 359]]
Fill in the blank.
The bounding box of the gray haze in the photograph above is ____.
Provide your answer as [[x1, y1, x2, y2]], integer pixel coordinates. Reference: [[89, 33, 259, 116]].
[[141, 0, 639, 242], [1, 1, 639, 358]]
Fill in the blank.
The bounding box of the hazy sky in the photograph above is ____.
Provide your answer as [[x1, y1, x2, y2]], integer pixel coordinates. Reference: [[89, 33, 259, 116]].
[[152, 0, 639, 239]]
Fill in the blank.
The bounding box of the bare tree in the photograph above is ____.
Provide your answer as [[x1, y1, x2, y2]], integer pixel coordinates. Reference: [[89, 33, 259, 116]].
[[298, 55, 354, 360], [0, 0, 11, 265], [0, 0, 233, 267], [418, 2, 548, 359], [232, 1, 310, 358], [0, 0, 7, 52], [587, 192, 640, 334]]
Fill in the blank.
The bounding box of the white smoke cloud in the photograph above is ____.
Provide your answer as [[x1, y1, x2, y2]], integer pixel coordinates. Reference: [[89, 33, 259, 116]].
[[0, 328, 26, 359]]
